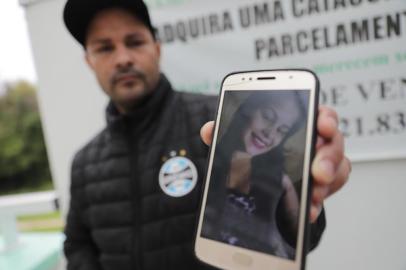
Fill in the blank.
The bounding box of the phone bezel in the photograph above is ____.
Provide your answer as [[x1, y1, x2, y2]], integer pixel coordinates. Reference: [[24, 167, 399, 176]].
[[195, 69, 319, 270]]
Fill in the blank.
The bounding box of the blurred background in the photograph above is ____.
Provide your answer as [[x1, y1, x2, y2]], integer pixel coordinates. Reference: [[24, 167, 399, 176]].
[[0, 1, 63, 270], [0, 0, 405, 269]]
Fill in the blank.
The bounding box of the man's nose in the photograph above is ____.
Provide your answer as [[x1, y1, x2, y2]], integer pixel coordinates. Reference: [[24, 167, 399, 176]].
[[114, 46, 133, 68]]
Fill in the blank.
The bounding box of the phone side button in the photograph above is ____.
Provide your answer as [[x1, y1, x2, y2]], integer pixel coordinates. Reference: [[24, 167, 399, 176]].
[[232, 252, 253, 267]]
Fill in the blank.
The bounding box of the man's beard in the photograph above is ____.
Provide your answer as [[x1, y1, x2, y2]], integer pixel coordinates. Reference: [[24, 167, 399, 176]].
[[110, 66, 149, 92], [107, 66, 155, 112]]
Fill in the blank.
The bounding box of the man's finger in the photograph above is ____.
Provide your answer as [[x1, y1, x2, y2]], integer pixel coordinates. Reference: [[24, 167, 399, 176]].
[[312, 184, 329, 205], [312, 130, 344, 185], [327, 156, 351, 197], [310, 203, 322, 223], [200, 121, 214, 146], [316, 136, 325, 150], [317, 106, 339, 140]]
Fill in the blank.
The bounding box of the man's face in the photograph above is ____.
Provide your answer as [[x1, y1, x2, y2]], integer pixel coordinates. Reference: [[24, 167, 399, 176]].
[[85, 8, 161, 113]]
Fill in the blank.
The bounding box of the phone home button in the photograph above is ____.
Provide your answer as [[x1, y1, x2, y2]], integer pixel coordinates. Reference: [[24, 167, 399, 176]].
[[232, 252, 253, 267]]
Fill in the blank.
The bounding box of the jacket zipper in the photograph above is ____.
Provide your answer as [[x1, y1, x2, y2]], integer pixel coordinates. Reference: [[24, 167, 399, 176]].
[[126, 119, 143, 270]]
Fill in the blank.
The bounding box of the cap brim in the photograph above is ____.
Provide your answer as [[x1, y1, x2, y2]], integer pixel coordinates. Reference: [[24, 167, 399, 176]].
[[63, 0, 152, 46]]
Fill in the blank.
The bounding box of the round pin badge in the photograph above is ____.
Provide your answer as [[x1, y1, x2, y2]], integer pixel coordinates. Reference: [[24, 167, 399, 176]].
[[159, 156, 198, 197]]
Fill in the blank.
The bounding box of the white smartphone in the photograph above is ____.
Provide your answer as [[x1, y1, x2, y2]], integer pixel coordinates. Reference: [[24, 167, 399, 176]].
[[195, 69, 319, 270]]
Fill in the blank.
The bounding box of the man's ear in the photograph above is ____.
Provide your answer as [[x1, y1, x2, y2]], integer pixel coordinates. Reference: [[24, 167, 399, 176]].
[[84, 50, 94, 70], [155, 41, 161, 60]]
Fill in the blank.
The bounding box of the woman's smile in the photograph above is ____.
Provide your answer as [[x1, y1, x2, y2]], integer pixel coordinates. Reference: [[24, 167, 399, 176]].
[[251, 132, 272, 150]]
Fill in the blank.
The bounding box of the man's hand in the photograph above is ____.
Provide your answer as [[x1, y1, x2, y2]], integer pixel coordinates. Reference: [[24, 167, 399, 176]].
[[200, 106, 351, 223]]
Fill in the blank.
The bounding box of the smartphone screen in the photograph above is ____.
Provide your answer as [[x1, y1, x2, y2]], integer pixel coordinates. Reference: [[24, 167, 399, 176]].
[[201, 89, 310, 260]]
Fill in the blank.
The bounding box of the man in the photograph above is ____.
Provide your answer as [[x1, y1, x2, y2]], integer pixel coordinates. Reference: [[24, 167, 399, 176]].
[[63, 0, 351, 269]]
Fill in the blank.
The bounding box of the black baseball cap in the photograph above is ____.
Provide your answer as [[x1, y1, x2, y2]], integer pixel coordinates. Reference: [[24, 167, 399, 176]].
[[63, 0, 154, 46]]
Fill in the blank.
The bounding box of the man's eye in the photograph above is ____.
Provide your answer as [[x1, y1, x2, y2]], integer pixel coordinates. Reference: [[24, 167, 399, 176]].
[[127, 39, 144, 47], [96, 46, 113, 53]]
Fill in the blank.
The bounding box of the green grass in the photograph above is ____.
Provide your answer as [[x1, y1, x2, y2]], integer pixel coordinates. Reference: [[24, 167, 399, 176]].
[[18, 211, 61, 222], [18, 211, 63, 233], [20, 227, 63, 233]]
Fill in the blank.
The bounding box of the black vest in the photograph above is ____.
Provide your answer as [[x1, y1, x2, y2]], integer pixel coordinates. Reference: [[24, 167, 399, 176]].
[[64, 75, 218, 270]]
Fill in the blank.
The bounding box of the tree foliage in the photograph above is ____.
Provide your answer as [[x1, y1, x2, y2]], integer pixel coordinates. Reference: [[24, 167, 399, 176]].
[[0, 81, 52, 194]]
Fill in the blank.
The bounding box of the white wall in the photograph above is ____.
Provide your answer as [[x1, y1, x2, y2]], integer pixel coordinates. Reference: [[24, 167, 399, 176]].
[[308, 158, 406, 270], [21, 0, 406, 269], [21, 0, 108, 213]]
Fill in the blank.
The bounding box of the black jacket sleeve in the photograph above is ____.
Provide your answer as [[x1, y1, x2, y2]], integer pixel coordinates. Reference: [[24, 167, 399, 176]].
[[64, 155, 101, 270], [308, 207, 326, 251]]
